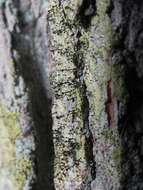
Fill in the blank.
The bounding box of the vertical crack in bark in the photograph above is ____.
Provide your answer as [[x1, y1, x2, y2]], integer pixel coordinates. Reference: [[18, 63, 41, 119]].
[[9, 4, 55, 190], [11, 37, 55, 190], [73, 30, 96, 186], [110, 0, 143, 189], [82, 80, 96, 181]]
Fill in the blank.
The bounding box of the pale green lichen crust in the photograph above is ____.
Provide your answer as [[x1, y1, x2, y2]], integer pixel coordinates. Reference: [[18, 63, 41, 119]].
[[83, 0, 125, 188], [48, 0, 126, 189], [48, 1, 93, 189], [0, 104, 20, 190], [0, 102, 34, 190]]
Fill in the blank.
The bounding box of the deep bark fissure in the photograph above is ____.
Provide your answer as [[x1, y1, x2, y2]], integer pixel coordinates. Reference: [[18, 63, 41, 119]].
[[76, 0, 96, 28], [12, 40, 55, 190], [9, 6, 55, 190], [73, 30, 96, 185], [110, 0, 143, 189]]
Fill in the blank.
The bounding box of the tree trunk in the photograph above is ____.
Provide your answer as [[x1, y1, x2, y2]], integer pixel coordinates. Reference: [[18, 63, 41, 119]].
[[0, 0, 140, 190]]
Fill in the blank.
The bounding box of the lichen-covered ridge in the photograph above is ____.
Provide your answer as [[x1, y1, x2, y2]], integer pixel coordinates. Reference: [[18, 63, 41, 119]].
[[48, 0, 126, 189]]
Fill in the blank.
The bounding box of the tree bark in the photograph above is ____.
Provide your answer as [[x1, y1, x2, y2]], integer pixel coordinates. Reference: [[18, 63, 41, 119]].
[[0, 0, 130, 190]]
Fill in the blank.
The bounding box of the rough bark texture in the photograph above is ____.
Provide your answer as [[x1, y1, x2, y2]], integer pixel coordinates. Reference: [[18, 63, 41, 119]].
[[110, 0, 143, 189], [0, 0, 133, 190]]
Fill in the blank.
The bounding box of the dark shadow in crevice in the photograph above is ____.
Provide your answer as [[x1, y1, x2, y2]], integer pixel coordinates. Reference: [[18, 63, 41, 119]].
[[76, 0, 96, 28], [119, 58, 143, 190], [11, 32, 55, 190], [110, 0, 143, 189], [29, 71, 55, 190], [73, 30, 96, 186], [81, 83, 96, 181]]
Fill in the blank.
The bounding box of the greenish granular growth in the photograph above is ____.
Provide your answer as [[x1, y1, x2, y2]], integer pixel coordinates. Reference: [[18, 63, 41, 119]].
[[81, 0, 124, 188], [102, 129, 118, 144], [48, 0, 126, 189], [0, 103, 20, 189], [16, 157, 33, 189], [112, 147, 122, 176], [0, 103, 33, 190], [0, 103, 20, 143], [2, 113, 20, 140], [101, 127, 122, 177], [48, 1, 93, 189], [111, 64, 128, 104]]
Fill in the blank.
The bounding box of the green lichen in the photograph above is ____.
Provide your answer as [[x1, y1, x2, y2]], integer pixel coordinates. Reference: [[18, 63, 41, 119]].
[[48, 0, 125, 188], [16, 157, 33, 189], [97, 0, 111, 14], [0, 103, 33, 189], [112, 147, 122, 176], [111, 64, 128, 104], [0, 103, 20, 189], [0, 103, 20, 145], [2, 112, 20, 141], [102, 129, 116, 143]]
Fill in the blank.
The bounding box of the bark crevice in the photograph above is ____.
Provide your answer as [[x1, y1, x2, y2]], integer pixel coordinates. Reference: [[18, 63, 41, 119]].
[[76, 0, 96, 28], [110, 0, 143, 189], [9, 4, 55, 190], [73, 29, 96, 185]]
